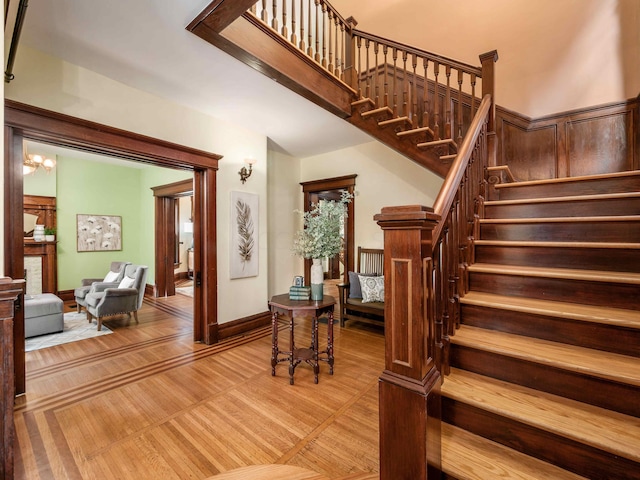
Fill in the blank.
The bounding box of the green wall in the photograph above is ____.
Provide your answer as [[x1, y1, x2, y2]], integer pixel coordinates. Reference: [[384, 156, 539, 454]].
[[42, 156, 190, 291], [23, 161, 57, 197]]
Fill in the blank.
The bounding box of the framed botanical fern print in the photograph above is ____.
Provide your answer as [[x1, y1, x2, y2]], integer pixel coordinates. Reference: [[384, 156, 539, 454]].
[[230, 191, 259, 279]]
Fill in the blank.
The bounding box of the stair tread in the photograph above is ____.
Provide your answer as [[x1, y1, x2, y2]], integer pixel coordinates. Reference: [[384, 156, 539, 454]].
[[442, 368, 640, 461], [494, 170, 640, 190], [417, 138, 457, 148], [360, 106, 392, 118], [451, 325, 640, 387], [474, 240, 640, 249], [480, 215, 640, 223], [396, 126, 433, 137], [442, 423, 587, 480], [485, 191, 640, 206], [468, 262, 640, 284], [461, 291, 640, 329], [377, 115, 411, 127], [351, 97, 375, 107]]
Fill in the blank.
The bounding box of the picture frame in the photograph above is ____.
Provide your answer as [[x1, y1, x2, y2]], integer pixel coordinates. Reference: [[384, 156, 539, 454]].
[[230, 191, 259, 279], [293, 275, 304, 287], [77, 214, 122, 252]]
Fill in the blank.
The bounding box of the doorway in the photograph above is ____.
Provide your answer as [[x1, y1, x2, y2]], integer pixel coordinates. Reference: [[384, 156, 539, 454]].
[[5, 100, 222, 395], [300, 175, 357, 286], [152, 179, 194, 298]]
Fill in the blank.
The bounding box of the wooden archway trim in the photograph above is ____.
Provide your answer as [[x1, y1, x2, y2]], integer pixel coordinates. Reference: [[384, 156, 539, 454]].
[[152, 179, 195, 298], [4, 100, 221, 394]]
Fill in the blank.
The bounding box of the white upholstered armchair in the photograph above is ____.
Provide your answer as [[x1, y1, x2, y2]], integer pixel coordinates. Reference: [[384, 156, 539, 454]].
[[84, 264, 148, 331]]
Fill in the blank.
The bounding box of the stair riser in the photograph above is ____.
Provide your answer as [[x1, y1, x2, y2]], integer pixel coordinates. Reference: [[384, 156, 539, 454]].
[[469, 272, 639, 310], [442, 399, 640, 480], [450, 345, 640, 417], [480, 221, 640, 242], [474, 244, 640, 272], [485, 196, 640, 218], [460, 304, 640, 357], [496, 175, 640, 200]]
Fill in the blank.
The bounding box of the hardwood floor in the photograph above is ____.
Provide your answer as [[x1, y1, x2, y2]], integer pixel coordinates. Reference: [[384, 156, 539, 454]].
[[14, 295, 384, 479]]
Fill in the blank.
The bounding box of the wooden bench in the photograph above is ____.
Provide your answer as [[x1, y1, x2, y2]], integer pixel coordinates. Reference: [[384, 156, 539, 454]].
[[337, 247, 384, 327]]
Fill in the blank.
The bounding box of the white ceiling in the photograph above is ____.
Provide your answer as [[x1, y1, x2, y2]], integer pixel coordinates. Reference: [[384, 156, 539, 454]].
[[17, 0, 371, 159]]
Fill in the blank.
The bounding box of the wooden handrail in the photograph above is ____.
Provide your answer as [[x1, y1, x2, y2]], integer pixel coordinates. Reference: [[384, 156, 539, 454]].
[[432, 94, 491, 241], [353, 29, 482, 77]]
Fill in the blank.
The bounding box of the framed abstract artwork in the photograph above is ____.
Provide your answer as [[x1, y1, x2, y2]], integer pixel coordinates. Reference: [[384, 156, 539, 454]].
[[230, 191, 259, 279], [77, 214, 122, 252]]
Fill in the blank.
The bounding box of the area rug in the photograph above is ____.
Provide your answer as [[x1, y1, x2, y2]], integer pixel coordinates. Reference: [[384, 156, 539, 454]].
[[25, 312, 113, 352], [175, 286, 194, 297]]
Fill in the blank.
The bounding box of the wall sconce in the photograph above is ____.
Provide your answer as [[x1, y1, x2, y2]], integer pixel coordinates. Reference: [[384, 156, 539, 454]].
[[238, 158, 256, 184]]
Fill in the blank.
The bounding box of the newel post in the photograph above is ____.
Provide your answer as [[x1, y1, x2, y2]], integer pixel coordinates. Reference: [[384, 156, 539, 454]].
[[480, 50, 498, 168], [374, 205, 442, 480], [343, 16, 358, 91]]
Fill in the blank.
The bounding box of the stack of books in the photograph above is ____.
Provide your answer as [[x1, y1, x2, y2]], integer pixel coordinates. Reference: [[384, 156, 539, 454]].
[[289, 285, 311, 300]]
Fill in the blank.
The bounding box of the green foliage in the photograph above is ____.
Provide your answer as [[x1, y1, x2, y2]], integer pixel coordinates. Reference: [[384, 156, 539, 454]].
[[292, 191, 352, 259], [44, 226, 56, 235]]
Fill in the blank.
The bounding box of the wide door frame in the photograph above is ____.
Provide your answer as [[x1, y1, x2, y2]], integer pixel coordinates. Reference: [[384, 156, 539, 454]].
[[300, 175, 356, 284], [151, 179, 194, 298], [4, 100, 222, 393]]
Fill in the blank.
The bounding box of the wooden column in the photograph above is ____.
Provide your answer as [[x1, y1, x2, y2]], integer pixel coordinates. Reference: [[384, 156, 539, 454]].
[[374, 205, 442, 480], [0, 278, 24, 480], [343, 16, 358, 90], [480, 50, 498, 168]]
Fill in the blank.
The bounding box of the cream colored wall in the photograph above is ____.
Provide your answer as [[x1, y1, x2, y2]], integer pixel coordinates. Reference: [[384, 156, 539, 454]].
[[267, 148, 303, 297], [5, 46, 269, 323], [176, 196, 193, 275], [332, 0, 640, 118], [300, 141, 443, 250]]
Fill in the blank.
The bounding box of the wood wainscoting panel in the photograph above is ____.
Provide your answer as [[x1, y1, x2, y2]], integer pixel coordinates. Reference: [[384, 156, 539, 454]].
[[497, 96, 639, 181], [568, 111, 634, 176], [500, 121, 557, 181]]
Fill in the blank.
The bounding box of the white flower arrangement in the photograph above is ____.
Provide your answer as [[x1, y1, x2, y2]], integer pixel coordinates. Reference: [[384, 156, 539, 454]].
[[292, 191, 352, 259]]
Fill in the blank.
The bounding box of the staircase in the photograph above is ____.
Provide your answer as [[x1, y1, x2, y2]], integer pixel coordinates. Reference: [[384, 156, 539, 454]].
[[440, 171, 640, 479], [349, 97, 458, 177]]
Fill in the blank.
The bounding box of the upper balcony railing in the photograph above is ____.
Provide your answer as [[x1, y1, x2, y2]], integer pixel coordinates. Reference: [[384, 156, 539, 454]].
[[248, 0, 489, 145]]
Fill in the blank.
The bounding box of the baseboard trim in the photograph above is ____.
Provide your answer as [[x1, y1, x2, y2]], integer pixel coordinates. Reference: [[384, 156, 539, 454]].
[[219, 311, 272, 341], [57, 290, 74, 302]]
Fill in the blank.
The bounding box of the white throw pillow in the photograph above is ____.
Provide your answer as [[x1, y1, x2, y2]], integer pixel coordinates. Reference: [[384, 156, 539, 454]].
[[359, 275, 384, 303], [104, 270, 120, 282], [118, 276, 135, 289]]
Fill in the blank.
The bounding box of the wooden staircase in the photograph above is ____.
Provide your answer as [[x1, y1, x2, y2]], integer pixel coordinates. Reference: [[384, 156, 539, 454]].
[[440, 171, 640, 479], [349, 96, 458, 177]]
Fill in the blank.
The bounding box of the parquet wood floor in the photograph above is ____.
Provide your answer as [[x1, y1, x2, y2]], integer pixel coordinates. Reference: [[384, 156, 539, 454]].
[[14, 294, 384, 479]]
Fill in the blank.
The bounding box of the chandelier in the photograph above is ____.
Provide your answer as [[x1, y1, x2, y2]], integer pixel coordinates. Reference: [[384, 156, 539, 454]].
[[23, 150, 56, 175]]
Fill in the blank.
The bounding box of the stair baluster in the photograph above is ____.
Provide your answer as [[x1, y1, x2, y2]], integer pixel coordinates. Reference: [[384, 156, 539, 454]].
[[271, 0, 278, 31], [411, 53, 418, 124], [298, 0, 305, 50], [321, 2, 327, 68], [422, 57, 429, 129], [281, 0, 287, 38]]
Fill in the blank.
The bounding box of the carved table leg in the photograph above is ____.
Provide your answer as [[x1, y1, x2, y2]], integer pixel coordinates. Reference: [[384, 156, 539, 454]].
[[327, 309, 334, 375], [313, 315, 319, 384], [289, 315, 295, 385], [271, 310, 278, 376]]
